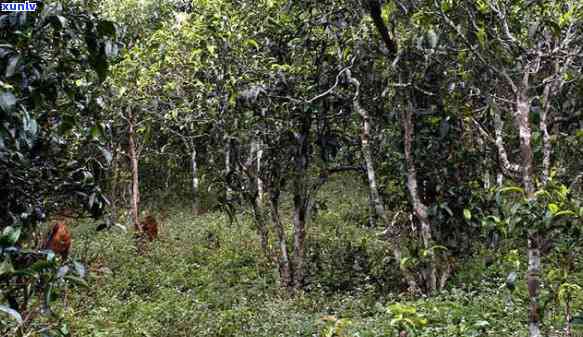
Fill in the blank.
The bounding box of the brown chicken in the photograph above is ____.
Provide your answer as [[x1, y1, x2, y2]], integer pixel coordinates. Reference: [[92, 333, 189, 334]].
[[43, 222, 72, 260], [141, 215, 158, 241]]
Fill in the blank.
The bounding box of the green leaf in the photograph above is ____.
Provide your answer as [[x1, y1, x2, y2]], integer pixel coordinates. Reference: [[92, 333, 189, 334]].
[[90, 125, 102, 140], [0, 91, 17, 112], [89, 192, 96, 209], [554, 210, 576, 217], [426, 29, 438, 48], [64, 275, 89, 288], [5, 55, 20, 78], [0, 226, 21, 246], [572, 314, 583, 325], [0, 258, 14, 276], [463, 208, 472, 221], [440, 203, 453, 216], [476, 26, 486, 47], [505, 271, 517, 290], [0, 305, 23, 324], [431, 245, 448, 253], [0, 44, 14, 58], [73, 261, 86, 278], [548, 203, 559, 214], [499, 186, 524, 195], [474, 320, 490, 328], [244, 39, 259, 49]]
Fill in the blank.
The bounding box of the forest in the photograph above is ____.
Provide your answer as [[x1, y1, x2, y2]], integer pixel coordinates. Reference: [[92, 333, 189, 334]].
[[1, 0, 582, 336]]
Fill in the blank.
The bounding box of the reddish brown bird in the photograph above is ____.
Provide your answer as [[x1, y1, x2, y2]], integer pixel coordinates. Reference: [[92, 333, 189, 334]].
[[141, 215, 158, 241], [43, 222, 72, 260]]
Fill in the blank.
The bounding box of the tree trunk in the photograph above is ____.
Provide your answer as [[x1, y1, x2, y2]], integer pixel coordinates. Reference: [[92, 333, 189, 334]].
[[367, 190, 377, 227], [110, 145, 120, 222], [256, 138, 265, 207], [401, 105, 437, 293], [191, 145, 201, 214], [513, 84, 536, 197], [513, 73, 539, 337], [475, 131, 491, 190], [347, 70, 390, 226], [225, 138, 233, 201], [291, 116, 311, 290], [291, 191, 307, 290], [527, 233, 542, 337], [128, 111, 141, 232], [540, 82, 553, 185], [268, 191, 292, 288], [251, 197, 269, 257], [493, 106, 520, 177], [565, 296, 573, 337]]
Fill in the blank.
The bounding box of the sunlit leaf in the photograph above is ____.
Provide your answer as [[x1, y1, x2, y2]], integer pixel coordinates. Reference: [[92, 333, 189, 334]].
[[0, 91, 16, 112], [463, 208, 472, 221], [0, 305, 23, 324]]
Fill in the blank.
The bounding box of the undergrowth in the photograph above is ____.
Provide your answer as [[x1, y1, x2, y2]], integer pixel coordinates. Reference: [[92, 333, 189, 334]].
[[50, 179, 583, 337]]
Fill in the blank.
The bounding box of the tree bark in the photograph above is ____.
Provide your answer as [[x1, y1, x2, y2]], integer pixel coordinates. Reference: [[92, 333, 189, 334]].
[[565, 295, 573, 337], [127, 110, 141, 231], [512, 72, 539, 337], [347, 70, 390, 226], [513, 77, 536, 197], [256, 138, 265, 207], [291, 114, 311, 290], [401, 105, 437, 293], [225, 137, 233, 201], [540, 80, 554, 185], [527, 233, 542, 337], [251, 199, 269, 257], [268, 191, 292, 288], [191, 145, 201, 214], [493, 106, 520, 177]]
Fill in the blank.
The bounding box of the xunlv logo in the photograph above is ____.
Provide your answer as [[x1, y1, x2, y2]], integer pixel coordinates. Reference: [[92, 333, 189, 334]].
[[1, 1, 37, 11]]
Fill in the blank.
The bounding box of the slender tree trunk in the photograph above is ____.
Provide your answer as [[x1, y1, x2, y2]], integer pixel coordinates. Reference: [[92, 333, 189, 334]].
[[256, 138, 264, 207], [367, 190, 377, 227], [251, 198, 269, 257], [493, 106, 520, 177], [191, 145, 200, 214], [291, 191, 307, 290], [268, 191, 292, 288], [527, 233, 541, 337], [350, 71, 409, 283], [513, 85, 536, 197], [110, 145, 120, 222], [225, 138, 233, 200], [540, 81, 553, 185], [475, 132, 492, 190], [565, 297, 573, 337], [513, 74, 540, 337], [244, 137, 270, 256], [291, 117, 311, 290], [128, 111, 141, 231], [347, 70, 390, 226], [402, 105, 437, 293]]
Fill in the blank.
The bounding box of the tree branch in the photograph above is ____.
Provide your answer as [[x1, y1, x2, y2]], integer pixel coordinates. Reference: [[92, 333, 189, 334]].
[[366, 0, 398, 57]]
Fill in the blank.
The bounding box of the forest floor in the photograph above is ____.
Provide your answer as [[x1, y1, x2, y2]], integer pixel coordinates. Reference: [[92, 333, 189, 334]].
[[58, 177, 580, 337]]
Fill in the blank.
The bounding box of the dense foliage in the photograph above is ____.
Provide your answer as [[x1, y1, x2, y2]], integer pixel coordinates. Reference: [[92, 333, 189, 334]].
[[1, 0, 582, 336]]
